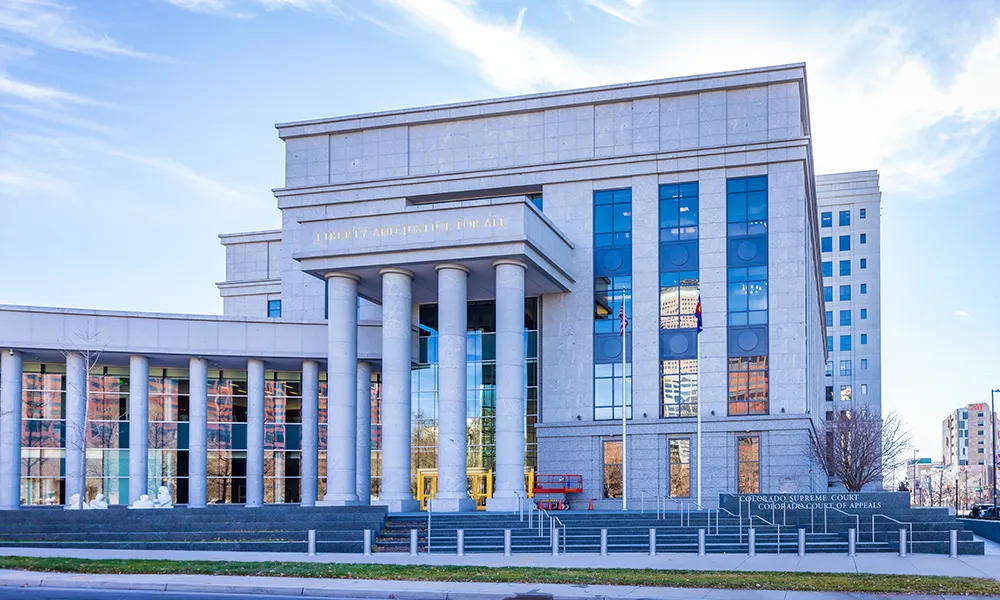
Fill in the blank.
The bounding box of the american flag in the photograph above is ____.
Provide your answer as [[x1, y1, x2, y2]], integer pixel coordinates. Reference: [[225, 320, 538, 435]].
[[619, 303, 629, 336]]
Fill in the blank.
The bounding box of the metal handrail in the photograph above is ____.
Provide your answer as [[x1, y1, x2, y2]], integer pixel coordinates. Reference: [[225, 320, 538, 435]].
[[716, 506, 740, 539], [824, 506, 860, 536], [749, 514, 781, 554], [426, 497, 432, 554], [872, 513, 913, 555], [536, 505, 567, 553], [640, 490, 662, 518]]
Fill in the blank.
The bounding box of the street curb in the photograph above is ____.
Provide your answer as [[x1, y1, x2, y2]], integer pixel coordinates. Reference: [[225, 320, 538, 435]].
[[0, 577, 547, 600]]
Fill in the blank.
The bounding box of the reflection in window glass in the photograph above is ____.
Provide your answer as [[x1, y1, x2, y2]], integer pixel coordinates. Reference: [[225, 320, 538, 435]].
[[661, 360, 698, 417], [603, 440, 622, 499], [737, 436, 760, 494], [669, 439, 691, 497], [727, 356, 768, 415]]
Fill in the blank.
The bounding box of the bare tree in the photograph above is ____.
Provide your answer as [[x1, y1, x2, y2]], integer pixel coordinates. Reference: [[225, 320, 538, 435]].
[[812, 406, 912, 492], [60, 326, 106, 509]]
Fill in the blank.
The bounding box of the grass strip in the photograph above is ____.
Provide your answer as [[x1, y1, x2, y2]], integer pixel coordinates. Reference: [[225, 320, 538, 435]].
[[0, 556, 998, 596]]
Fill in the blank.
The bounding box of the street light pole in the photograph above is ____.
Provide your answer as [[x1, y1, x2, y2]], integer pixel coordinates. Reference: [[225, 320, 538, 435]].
[[992, 390, 999, 512]]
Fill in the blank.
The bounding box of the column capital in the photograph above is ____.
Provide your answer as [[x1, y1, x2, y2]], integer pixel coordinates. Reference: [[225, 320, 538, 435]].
[[324, 271, 361, 282], [435, 263, 470, 274], [378, 267, 414, 279], [493, 258, 528, 270]]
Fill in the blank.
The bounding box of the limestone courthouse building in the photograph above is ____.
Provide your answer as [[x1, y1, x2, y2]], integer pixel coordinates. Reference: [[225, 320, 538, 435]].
[[0, 63, 882, 512]]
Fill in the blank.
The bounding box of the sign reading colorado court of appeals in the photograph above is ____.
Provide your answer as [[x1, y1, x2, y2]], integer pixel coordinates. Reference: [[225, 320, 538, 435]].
[[720, 492, 910, 513], [315, 215, 507, 244]]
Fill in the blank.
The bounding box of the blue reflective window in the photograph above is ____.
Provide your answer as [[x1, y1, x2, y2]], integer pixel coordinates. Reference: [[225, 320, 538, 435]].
[[860, 233, 867, 244], [824, 286, 833, 302], [726, 176, 767, 236], [529, 195, 543, 211], [839, 235, 850, 251], [860, 283, 868, 295], [821, 212, 832, 228], [659, 182, 699, 242], [839, 310, 851, 326], [821, 237, 832, 253], [861, 358, 868, 369], [840, 335, 851, 351], [860, 308, 868, 320], [839, 210, 850, 226], [839, 260, 850, 276], [825, 311, 833, 326], [840, 285, 851, 301], [727, 266, 768, 326], [827, 336, 833, 352], [267, 299, 281, 318], [861, 334, 868, 345], [822, 261, 832, 277], [860, 258, 867, 270], [860, 208, 867, 219]]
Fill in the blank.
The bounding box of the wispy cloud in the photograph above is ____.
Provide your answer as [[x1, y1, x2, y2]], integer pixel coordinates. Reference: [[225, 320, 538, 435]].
[[0, 0, 166, 60], [578, 0, 645, 26], [954, 310, 973, 321], [162, 0, 341, 18], [377, 0, 605, 93], [0, 73, 103, 105]]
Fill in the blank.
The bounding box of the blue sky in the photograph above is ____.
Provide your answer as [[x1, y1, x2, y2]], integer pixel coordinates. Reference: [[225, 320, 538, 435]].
[[2, 0, 999, 460]]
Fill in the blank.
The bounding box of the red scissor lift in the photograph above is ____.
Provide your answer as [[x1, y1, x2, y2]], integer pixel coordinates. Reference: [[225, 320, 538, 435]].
[[532, 474, 583, 510]]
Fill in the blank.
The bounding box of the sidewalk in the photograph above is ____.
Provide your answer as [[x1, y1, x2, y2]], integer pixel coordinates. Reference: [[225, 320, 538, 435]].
[[0, 569, 994, 600], [0, 546, 998, 580]]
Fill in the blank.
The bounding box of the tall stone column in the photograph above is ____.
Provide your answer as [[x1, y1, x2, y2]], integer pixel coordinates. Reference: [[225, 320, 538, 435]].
[[300, 359, 320, 507], [128, 355, 150, 505], [64, 352, 87, 508], [356, 361, 372, 504], [487, 259, 527, 512], [188, 357, 208, 508], [246, 358, 265, 507], [434, 264, 475, 512], [378, 268, 418, 512], [322, 273, 361, 505], [0, 349, 23, 510]]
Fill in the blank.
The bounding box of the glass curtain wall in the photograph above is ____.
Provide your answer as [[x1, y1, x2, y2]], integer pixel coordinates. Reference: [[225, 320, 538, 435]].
[[20, 363, 66, 505], [410, 298, 540, 495]]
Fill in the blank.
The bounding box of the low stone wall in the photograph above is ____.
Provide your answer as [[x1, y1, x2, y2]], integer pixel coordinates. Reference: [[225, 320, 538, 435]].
[[959, 518, 1000, 543]]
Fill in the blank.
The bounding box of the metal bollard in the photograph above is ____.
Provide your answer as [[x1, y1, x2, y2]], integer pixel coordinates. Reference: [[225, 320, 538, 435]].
[[410, 528, 418, 556], [307, 529, 317, 556], [551, 527, 560, 556], [898, 529, 907, 557], [797, 528, 805, 557], [649, 528, 656, 556], [950, 529, 958, 558], [363, 529, 372, 556], [698, 528, 706, 556], [848, 528, 856, 557], [504, 529, 512, 556], [457, 529, 464, 556], [748, 528, 756, 556], [600, 528, 608, 556]]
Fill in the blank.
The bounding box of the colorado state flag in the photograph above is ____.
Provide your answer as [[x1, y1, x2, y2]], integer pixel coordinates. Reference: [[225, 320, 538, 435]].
[[695, 295, 703, 334]]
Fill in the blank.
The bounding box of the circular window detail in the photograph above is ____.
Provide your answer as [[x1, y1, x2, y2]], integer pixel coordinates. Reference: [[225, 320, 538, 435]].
[[737, 330, 759, 351], [668, 334, 690, 355], [602, 338, 623, 359], [668, 245, 690, 267], [602, 250, 624, 272], [737, 240, 758, 262]]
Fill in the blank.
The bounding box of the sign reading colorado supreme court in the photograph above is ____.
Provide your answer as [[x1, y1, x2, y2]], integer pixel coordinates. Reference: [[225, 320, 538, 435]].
[[315, 215, 507, 244], [720, 492, 909, 513]]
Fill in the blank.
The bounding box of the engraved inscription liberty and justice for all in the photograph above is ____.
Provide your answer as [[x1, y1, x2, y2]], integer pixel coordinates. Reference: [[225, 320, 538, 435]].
[[316, 215, 507, 243]]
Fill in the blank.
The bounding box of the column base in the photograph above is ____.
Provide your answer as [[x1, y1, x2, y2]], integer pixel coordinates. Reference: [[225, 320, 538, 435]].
[[374, 498, 421, 513], [485, 495, 525, 513], [317, 497, 365, 507], [431, 497, 477, 512]]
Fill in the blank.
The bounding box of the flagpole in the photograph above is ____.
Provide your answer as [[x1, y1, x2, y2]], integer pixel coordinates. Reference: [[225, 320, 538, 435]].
[[622, 285, 628, 512]]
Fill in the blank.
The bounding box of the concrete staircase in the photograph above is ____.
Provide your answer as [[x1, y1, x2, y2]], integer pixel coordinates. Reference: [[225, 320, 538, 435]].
[[0, 505, 387, 553], [377, 508, 984, 555]]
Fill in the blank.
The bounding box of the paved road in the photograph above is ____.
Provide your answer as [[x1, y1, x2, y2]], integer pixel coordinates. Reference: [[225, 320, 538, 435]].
[[0, 588, 363, 600]]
